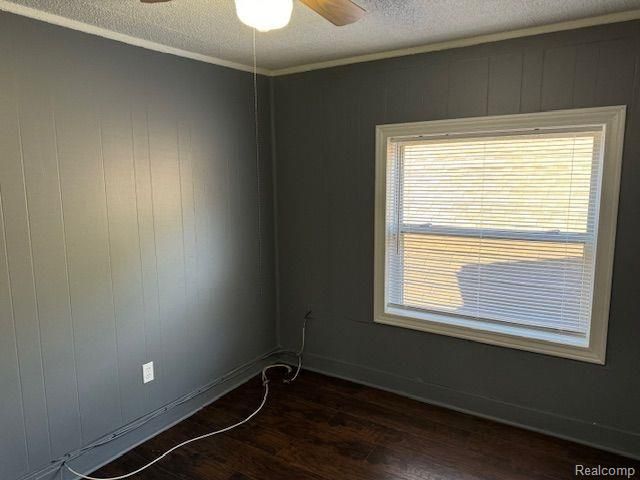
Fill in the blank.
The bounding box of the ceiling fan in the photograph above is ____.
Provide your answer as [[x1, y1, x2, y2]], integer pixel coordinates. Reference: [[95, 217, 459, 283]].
[[139, 0, 366, 31]]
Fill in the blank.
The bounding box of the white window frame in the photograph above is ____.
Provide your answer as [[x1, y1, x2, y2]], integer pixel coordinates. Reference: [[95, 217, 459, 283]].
[[374, 106, 626, 364]]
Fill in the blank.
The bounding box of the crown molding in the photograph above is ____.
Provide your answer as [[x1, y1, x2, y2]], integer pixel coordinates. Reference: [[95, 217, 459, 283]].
[[269, 9, 640, 76], [1, 1, 639, 78], [0, 0, 270, 76]]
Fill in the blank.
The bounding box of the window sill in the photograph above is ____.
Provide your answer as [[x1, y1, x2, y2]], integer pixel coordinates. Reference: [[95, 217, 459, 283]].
[[375, 308, 605, 364]]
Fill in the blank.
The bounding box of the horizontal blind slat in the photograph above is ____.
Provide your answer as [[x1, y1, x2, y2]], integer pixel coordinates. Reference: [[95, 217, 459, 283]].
[[385, 127, 602, 336]]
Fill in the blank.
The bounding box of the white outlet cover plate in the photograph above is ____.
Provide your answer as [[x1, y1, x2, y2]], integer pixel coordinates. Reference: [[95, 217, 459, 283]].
[[143, 361, 154, 384]]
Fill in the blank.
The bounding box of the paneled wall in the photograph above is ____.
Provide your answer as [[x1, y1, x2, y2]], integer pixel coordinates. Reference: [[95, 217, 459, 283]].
[[274, 21, 640, 457], [0, 12, 276, 480]]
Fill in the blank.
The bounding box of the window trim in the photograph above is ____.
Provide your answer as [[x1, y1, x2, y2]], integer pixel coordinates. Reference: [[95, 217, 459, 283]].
[[374, 106, 626, 364]]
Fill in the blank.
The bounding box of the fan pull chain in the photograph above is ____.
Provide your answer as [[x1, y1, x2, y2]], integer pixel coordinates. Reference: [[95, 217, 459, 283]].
[[253, 27, 264, 299]]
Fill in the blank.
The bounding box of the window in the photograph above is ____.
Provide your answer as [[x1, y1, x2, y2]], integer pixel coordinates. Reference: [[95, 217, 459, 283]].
[[374, 107, 626, 363]]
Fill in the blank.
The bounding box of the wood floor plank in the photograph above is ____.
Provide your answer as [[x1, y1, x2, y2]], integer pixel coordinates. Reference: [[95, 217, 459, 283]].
[[94, 451, 183, 480], [91, 370, 640, 480], [130, 416, 326, 480], [289, 372, 591, 479]]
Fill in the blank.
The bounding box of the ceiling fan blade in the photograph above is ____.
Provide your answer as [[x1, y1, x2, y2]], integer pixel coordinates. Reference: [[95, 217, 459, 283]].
[[299, 0, 366, 26]]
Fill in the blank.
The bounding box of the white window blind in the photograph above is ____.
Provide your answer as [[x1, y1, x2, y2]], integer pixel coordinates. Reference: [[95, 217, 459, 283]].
[[385, 127, 604, 340]]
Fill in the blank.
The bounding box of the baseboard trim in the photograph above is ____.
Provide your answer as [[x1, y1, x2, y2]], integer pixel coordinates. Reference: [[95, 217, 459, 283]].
[[20, 347, 639, 479], [26, 348, 278, 480], [298, 352, 640, 461]]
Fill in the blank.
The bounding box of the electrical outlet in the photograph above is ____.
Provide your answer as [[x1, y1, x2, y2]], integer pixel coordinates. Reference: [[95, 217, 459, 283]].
[[142, 361, 154, 384]]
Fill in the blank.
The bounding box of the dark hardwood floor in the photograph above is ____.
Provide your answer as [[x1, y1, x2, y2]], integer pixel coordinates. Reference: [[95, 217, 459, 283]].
[[95, 370, 639, 480]]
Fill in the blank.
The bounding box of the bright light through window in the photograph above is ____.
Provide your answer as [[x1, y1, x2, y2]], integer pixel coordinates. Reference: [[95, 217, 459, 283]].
[[392, 132, 599, 333], [375, 107, 626, 363]]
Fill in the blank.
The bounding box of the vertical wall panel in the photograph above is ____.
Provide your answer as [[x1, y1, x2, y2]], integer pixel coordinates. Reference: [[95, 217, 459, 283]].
[[572, 44, 599, 107], [448, 57, 489, 118], [190, 82, 229, 381], [228, 76, 263, 360], [129, 66, 165, 412], [353, 77, 386, 324], [384, 62, 449, 124], [488, 53, 522, 115], [146, 58, 188, 404], [0, 12, 276, 480], [52, 39, 122, 442], [0, 22, 51, 470], [541, 46, 576, 110], [257, 75, 277, 349], [417, 63, 449, 121], [97, 46, 149, 424], [188, 103, 212, 383], [326, 77, 355, 327], [0, 191, 29, 480], [176, 78, 200, 391], [520, 50, 544, 113], [13, 20, 82, 458], [596, 39, 637, 106], [298, 74, 330, 335]]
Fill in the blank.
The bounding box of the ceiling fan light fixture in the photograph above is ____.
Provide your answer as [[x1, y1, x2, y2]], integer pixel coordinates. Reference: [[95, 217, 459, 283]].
[[234, 0, 293, 32]]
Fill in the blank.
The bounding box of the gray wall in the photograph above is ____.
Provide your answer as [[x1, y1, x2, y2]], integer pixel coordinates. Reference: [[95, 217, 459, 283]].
[[3, 9, 640, 479], [0, 12, 276, 480], [274, 21, 640, 458]]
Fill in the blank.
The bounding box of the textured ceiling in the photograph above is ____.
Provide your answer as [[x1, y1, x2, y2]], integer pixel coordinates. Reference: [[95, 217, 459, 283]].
[[3, 0, 640, 72]]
